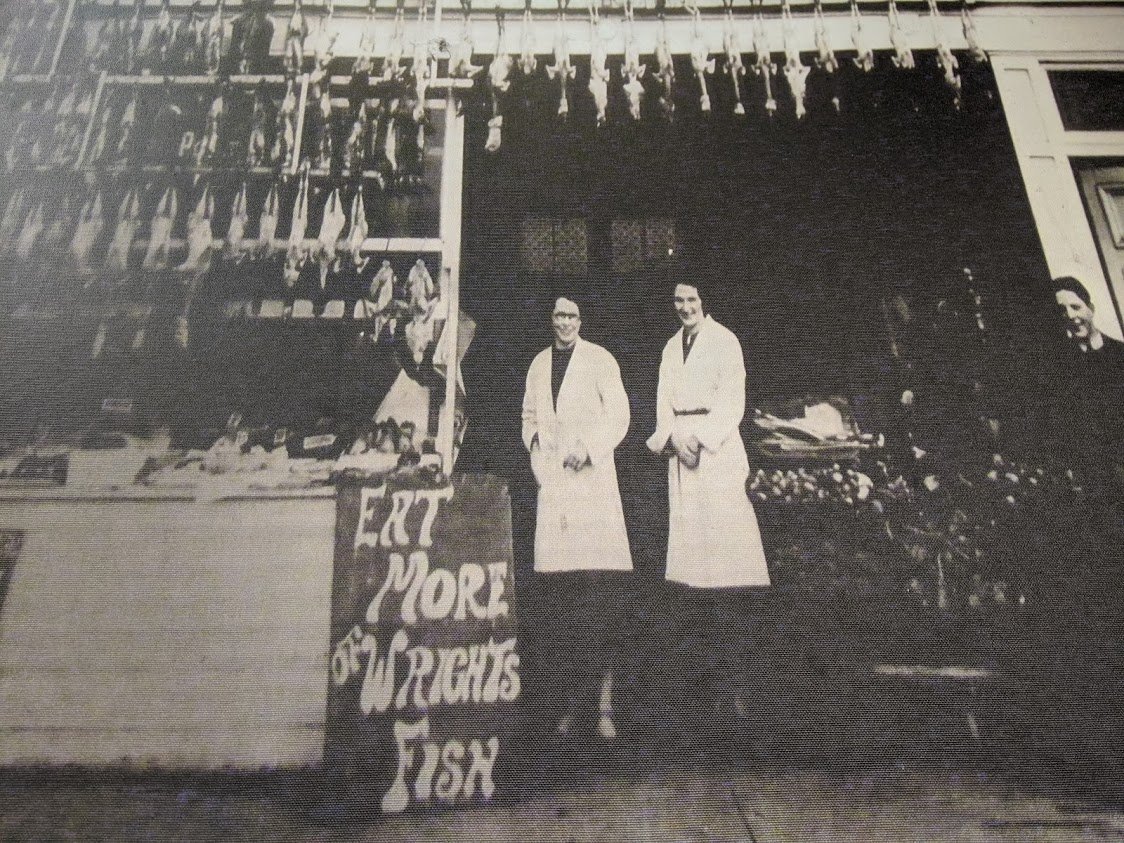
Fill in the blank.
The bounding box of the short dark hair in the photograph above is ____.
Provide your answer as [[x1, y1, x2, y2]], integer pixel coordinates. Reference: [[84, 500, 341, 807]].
[[1052, 276, 1093, 308], [551, 294, 581, 316]]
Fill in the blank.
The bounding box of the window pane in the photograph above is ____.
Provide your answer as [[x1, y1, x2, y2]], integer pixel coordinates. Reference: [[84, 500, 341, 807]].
[[553, 219, 588, 277], [520, 218, 554, 274], [1048, 70, 1124, 132]]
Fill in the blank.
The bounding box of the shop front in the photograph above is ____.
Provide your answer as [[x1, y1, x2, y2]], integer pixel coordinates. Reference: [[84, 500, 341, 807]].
[[0, 0, 1120, 780]]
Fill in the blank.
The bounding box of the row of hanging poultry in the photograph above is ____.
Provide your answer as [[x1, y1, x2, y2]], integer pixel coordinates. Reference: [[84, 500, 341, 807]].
[[6, 0, 990, 149], [0, 164, 429, 296]]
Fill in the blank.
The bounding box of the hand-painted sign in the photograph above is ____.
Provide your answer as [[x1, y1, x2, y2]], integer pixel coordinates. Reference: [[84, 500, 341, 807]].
[[325, 475, 519, 815]]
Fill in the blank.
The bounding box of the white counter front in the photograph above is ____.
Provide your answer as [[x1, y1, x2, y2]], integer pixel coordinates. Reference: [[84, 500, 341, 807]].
[[0, 490, 337, 769]]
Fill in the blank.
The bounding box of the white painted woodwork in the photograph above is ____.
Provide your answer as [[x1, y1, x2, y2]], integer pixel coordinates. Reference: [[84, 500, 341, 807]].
[[0, 495, 336, 769]]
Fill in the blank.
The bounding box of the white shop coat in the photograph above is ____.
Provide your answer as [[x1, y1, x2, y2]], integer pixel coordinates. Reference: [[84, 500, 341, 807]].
[[522, 339, 633, 573], [646, 316, 770, 589]]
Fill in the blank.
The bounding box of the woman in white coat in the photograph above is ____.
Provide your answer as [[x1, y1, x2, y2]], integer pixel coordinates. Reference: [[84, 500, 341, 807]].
[[522, 296, 633, 739], [647, 281, 770, 727]]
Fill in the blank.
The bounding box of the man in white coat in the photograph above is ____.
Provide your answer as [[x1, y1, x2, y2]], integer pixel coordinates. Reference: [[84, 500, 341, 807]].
[[522, 296, 633, 739], [647, 280, 770, 727]]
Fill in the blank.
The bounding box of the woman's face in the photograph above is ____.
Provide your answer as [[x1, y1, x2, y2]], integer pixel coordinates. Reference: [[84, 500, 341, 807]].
[[674, 284, 704, 332]]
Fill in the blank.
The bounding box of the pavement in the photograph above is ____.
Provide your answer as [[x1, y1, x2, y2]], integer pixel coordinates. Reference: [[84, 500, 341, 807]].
[[3, 762, 1123, 842]]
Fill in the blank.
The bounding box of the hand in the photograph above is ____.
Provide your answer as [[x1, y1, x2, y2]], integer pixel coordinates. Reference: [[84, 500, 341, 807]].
[[563, 442, 590, 471], [671, 432, 701, 463]]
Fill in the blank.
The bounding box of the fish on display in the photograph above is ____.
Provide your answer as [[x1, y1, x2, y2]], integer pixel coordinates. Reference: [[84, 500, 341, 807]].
[[751, 6, 777, 118], [812, 0, 840, 111], [150, 0, 177, 74], [195, 82, 226, 167], [412, 13, 433, 122], [450, 10, 484, 80], [114, 86, 139, 163]]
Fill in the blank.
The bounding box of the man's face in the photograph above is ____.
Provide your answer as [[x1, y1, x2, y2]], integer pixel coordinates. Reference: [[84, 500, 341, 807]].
[[552, 298, 581, 348], [1055, 290, 1095, 342], [674, 284, 704, 332]]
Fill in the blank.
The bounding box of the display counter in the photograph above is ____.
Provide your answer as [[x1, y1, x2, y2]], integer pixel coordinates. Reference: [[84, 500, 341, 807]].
[[0, 486, 337, 769]]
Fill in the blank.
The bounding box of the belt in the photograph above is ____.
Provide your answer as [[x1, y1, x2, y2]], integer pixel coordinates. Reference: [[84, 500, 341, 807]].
[[673, 408, 710, 416]]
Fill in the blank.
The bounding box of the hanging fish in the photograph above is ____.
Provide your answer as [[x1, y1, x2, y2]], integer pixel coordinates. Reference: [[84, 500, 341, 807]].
[[781, 0, 810, 119], [105, 187, 142, 273], [315, 187, 346, 288], [204, 0, 226, 76], [687, 6, 716, 114], [621, 0, 645, 121], [751, 5, 777, 118], [851, 0, 875, 72], [70, 190, 105, 273], [258, 179, 281, 256], [587, 5, 610, 128], [812, 0, 840, 111], [485, 15, 513, 151], [142, 185, 178, 270], [178, 184, 215, 272], [283, 0, 308, 78], [345, 184, 368, 269], [653, 9, 675, 122], [42, 195, 75, 259], [519, 1, 537, 76], [546, 7, 576, 119], [283, 160, 311, 287], [0, 10, 22, 78], [246, 81, 271, 168], [14, 202, 45, 263], [225, 182, 249, 260], [272, 77, 298, 171], [888, 0, 915, 70]]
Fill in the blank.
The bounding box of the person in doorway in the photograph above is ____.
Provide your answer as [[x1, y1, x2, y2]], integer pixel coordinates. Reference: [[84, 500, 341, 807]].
[[1049, 275, 1124, 521], [522, 295, 633, 740], [646, 278, 771, 729]]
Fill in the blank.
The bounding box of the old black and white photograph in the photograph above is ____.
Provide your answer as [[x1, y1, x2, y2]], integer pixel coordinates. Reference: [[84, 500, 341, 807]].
[[0, 0, 1121, 839]]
